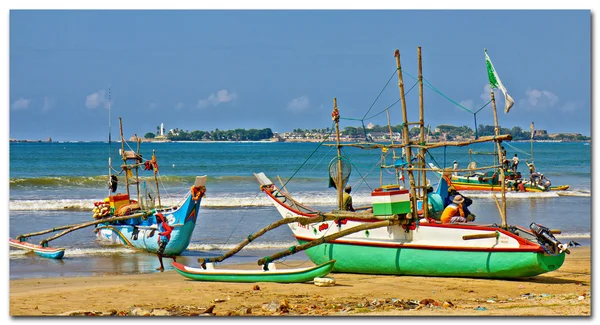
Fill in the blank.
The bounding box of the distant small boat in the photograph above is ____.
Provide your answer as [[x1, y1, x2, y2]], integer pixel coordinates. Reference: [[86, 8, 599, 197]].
[[584, 142, 590, 146], [172, 260, 336, 283], [9, 238, 65, 259]]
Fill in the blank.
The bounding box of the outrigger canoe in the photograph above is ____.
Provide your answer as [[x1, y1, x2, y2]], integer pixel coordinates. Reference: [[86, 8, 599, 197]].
[[9, 238, 65, 259], [172, 260, 336, 283]]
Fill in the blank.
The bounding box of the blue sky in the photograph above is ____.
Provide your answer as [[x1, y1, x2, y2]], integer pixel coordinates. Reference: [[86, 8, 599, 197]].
[[8, 9, 591, 141]]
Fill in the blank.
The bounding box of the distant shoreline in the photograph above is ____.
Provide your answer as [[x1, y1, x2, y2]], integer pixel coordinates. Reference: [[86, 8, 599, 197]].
[[9, 139, 590, 144]]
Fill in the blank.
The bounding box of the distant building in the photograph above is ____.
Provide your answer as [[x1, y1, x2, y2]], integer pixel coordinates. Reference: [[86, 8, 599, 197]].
[[46, 137, 52, 143], [366, 122, 374, 129]]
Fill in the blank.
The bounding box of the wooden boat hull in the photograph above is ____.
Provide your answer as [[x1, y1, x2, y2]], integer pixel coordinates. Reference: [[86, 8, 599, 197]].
[[255, 173, 566, 279], [9, 238, 65, 259], [94, 185, 203, 256], [171, 260, 336, 283], [450, 182, 570, 192], [429, 167, 570, 192]]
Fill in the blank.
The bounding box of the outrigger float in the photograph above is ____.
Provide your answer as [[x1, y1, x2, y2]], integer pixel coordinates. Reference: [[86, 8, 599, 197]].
[[10, 117, 207, 259], [172, 260, 336, 283], [175, 48, 575, 280]]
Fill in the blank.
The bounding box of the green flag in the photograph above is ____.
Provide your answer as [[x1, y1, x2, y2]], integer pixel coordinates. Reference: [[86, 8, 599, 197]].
[[485, 50, 515, 113]]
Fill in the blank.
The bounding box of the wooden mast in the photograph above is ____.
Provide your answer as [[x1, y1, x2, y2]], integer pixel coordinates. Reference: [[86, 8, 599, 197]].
[[489, 76, 507, 228], [418, 46, 428, 219], [153, 149, 162, 208], [530, 121, 535, 163], [385, 108, 398, 185], [119, 117, 130, 198], [135, 135, 141, 203], [107, 87, 112, 196], [395, 49, 418, 220], [333, 98, 344, 210]]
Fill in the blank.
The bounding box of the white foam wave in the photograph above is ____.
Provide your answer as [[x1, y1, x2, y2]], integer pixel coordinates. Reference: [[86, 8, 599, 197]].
[[555, 232, 590, 239], [9, 188, 588, 212]]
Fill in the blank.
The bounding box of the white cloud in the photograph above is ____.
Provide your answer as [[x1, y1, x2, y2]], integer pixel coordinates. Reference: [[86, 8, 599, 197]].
[[458, 99, 474, 111], [480, 84, 492, 102], [42, 97, 55, 111], [12, 98, 31, 110], [560, 101, 579, 112], [85, 90, 109, 109], [524, 88, 559, 108], [287, 95, 310, 112], [197, 89, 237, 108], [175, 102, 185, 110]]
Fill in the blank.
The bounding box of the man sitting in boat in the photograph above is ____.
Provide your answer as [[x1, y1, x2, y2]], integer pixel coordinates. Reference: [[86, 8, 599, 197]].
[[342, 185, 355, 212], [426, 185, 444, 219], [444, 186, 475, 220], [440, 195, 475, 223]]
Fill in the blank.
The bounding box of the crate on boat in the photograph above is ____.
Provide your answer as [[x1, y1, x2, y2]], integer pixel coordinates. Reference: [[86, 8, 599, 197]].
[[109, 194, 130, 214], [371, 187, 410, 216]]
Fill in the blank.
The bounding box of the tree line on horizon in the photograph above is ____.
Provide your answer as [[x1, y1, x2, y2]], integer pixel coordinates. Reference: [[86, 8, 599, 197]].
[[144, 124, 589, 142]]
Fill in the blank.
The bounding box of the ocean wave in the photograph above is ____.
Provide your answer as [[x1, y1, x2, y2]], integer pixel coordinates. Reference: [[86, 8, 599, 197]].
[[187, 241, 298, 251], [9, 246, 139, 259], [10, 188, 589, 211]]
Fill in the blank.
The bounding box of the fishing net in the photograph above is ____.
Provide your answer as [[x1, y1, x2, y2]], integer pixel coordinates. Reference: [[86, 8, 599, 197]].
[[328, 156, 352, 189]]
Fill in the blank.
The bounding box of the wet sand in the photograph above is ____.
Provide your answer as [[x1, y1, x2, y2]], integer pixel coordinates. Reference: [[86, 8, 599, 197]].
[[9, 247, 590, 316]]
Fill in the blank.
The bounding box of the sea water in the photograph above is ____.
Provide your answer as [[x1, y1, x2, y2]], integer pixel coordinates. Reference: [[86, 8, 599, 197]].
[[8, 141, 591, 279]]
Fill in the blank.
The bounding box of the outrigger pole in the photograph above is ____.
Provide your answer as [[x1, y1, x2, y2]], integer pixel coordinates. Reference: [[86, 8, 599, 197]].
[[108, 86, 112, 196]]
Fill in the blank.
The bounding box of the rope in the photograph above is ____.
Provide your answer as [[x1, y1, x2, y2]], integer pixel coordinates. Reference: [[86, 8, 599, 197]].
[[281, 123, 335, 189], [339, 147, 374, 192], [361, 69, 398, 120]]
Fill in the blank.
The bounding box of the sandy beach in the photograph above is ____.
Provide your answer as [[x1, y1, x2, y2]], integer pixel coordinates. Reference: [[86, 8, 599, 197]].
[[9, 246, 590, 317]]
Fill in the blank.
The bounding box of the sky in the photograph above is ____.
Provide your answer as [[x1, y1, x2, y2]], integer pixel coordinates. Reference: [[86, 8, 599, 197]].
[[6, 7, 592, 141]]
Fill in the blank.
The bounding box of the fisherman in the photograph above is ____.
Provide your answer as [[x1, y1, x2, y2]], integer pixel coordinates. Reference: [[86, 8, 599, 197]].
[[426, 185, 444, 219], [453, 161, 459, 176], [440, 195, 475, 223], [155, 212, 176, 272], [511, 154, 519, 172], [342, 185, 355, 212], [501, 146, 507, 161], [445, 185, 475, 219]]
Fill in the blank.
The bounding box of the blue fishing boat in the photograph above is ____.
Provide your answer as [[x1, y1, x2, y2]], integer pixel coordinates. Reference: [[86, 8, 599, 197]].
[[10, 116, 207, 258], [94, 176, 206, 256]]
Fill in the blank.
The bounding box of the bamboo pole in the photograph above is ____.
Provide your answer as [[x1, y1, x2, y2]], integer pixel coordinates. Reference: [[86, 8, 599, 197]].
[[119, 117, 130, 198], [491, 194, 506, 225], [257, 219, 398, 266], [395, 49, 418, 220], [333, 98, 344, 211], [152, 150, 162, 208], [463, 232, 499, 240], [323, 134, 512, 150], [490, 86, 507, 228], [395, 165, 502, 173], [418, 46, 428, 219], [135, 135, 141, 203], [385, 108, 399, 183], [38, 210, 153, 246]]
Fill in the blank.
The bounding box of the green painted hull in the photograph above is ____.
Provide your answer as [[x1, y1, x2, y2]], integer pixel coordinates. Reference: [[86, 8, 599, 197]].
[[172, 260, 335, 283], [300, 241, 565, 279]]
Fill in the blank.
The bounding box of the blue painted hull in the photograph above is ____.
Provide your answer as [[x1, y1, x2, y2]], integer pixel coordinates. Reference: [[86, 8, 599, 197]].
[[95, 193, 202, 256]]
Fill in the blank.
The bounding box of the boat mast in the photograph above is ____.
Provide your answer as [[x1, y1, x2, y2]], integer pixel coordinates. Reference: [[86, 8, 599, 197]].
[[119, 117, 130, 198], [487, 51, 507, 227], [395, 49, 418, 220], [153, 150, 162, 208], [418, 46, 428, 219], [135, 135, 141, 203], [108, 86, 112, 196], [385, 108, 397, 185], [530, 121, 535, 163], [333, 98, 344, 211]]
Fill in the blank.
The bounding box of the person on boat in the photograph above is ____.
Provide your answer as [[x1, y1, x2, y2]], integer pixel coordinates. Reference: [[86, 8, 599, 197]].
[[511, 154, 519, 172], [501, 146, 507, 161], [445, 186, 474, 218], [453, 161, 459, 176], [342, 185, 355, 212], [440, 195, 475, 223], [155, 212, 176, 272], [426, 185, 444, 219]]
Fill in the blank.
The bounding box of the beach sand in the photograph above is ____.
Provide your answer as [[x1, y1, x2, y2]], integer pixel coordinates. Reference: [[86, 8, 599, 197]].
[[10, 247, 590, 317]]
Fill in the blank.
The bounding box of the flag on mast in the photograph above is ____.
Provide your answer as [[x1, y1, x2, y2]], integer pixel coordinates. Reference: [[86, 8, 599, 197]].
[[485, 50, 515, 113]]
